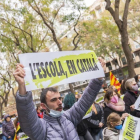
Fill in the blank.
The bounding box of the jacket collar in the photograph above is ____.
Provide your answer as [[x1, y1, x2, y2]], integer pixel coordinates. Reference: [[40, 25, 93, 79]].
[[43, 112, 61, 123]]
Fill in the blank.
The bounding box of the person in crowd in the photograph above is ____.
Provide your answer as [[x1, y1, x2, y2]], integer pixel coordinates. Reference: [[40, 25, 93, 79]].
[[14, 117, 31, 140], [13, 58, 106, 140], [120, 79, 127, 95], [85, 102, 104, 140], [103, 89, 128, 127], [63, 92, 76, 111], [123, 78, 140, 117], [109, 86, 118, 93], [63, 92, 93, 140], [103, 112, 122, 140], [134, 74, 140, 88], [2, 115, 15, 140], [103, 87, 108, 93], [75, 93, 81, 102], [36, 104, 43, 118]]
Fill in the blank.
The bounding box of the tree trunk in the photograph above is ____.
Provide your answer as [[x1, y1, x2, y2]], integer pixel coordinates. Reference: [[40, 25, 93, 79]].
[[69, 83, 75, 94], [120, 30, 136, 78]]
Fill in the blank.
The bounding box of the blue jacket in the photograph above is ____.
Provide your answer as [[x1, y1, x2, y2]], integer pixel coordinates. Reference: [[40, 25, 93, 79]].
[[16, 79, 103, 140]]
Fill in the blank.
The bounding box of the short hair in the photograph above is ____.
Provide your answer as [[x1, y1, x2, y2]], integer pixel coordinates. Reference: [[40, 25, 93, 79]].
[[125, 78, 135, 90], [40, 87, 58, 104], [36, 104, 41, 110], [107, 113, 120, 128]]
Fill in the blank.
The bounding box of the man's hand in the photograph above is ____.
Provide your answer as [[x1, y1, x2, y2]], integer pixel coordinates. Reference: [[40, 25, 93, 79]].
[[13, 63, 26, 95], [13, 64, 25, 85], [130, 104, 135, 112], [98, 57, 106, 80], [8, 136, 11, 138], [99, 122, 104, 128]]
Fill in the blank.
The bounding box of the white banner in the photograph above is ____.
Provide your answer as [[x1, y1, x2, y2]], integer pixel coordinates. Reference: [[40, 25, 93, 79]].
[[19, 132, 29, 140], [19, 50, 104, 91], [134, 95, 140, 111], [119, 115, 140, 140]]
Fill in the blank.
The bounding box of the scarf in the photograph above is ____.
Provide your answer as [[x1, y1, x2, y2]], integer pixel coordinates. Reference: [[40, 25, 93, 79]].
[[106, 98, 125, 112]]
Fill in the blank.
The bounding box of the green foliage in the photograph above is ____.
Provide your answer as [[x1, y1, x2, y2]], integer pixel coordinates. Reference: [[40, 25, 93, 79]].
[[79, 16, 123, 60]]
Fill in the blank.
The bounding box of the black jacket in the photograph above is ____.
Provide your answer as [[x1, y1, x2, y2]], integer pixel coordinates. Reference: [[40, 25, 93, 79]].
[[86, 104, 104, 128], [103, 104, 125, 127], [123, 91, 140, 117], [77, 104, 104, 136]]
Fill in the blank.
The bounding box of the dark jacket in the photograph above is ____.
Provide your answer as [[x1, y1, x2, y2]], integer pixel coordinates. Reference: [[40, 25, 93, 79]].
[[123, 91, 140, 117], [16, 79, 103, 140], [2, 121, 15, 137], [103, 104, 125, 127], [77, 104, 104, 136], [86, 104, 104, 134]]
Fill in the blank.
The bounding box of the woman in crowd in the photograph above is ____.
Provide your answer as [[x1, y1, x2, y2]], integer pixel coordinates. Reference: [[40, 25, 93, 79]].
[[103, 112, 122, 140], [123, 78, 140, 117], [103, 89, 128, 127], [85, 102, 104, 140], [2, 115, 15, 140]]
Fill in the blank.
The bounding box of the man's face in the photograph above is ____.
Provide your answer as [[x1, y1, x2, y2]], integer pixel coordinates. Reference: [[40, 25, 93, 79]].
[[42, 91, 63, 112]]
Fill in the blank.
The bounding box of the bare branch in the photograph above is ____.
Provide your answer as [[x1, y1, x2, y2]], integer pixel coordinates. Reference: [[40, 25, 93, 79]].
[[115, 0, 120, 21], [123, 0, 131, 26], [105, 0, 122, 32], [28, 0, 62, 51], [37, 30, 49, 52], [52, 3, 64, 26], [72, 8, 81, 50]]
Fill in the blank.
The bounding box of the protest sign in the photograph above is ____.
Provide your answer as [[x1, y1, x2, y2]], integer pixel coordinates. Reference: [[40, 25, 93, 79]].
[[0, 127, 2, 135], [83, 106, 92, 119], [19, 132, 29, 140], [120, 95, 124, 100], [95, 96, 104, 103], [19, 50, 104, 91], [119, 115, 140, 140], [134, 95, 140, 111]]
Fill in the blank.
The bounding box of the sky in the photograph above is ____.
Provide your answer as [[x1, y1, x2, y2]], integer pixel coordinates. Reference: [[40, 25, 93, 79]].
[[84, 0, 96, 7]]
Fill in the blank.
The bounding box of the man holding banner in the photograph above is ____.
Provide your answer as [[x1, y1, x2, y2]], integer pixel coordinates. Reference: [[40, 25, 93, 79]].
[[14, 51, 105, 140]]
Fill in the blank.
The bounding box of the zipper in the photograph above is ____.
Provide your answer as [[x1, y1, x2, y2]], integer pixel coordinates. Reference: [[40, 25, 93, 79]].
[[57, 118, 67, 140]]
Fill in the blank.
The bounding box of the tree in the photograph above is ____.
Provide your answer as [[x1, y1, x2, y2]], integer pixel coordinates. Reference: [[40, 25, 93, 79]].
[[128, 0, 140, 46], [78, 16, 125, 76], [0, 0, 86, 98], [105, 0, 136, 78], [0, 53, 18, 117]]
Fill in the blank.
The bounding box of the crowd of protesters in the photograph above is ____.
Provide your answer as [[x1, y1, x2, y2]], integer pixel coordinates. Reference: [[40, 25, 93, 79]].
[[0, 60, 140, 140]]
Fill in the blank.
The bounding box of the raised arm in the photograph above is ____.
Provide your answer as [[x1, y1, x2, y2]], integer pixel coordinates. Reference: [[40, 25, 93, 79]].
[[64, 78, 103, 126], [14, 64, 46, 140]]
